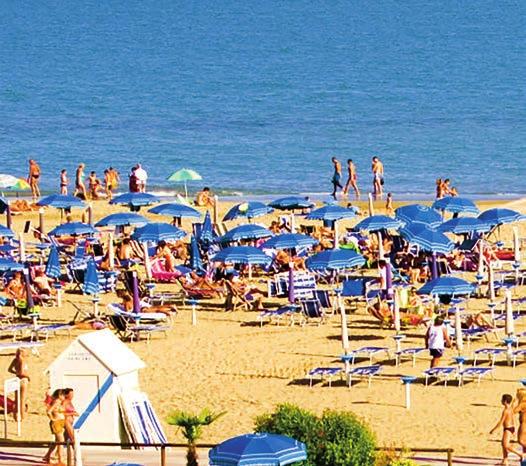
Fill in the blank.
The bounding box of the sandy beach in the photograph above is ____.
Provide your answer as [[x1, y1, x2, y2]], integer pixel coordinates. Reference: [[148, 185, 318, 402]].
[[0, 195, 525, 460]]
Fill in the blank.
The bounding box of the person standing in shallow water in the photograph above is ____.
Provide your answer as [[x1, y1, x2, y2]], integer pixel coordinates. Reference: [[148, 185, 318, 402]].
[[27, 159, 41, 201], [371, 156, 384, 199], [343, 158, 360, 199], [330, 157, 343, 200]]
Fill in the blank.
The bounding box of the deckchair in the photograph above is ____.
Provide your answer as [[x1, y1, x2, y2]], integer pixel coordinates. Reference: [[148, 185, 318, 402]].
[[347, 365, 382, 388], [473, 348, 507, 367], [106, 303, 168, 323], [307, 367, 343, 387], [341, 278, 369, 312], [299, 299, 325, 326], [423, 367, 457, 386], [108, 315, 169, 343], [458, 367, 494, 385], [313, 289, 334, 317], [512, 349, 526, 368]]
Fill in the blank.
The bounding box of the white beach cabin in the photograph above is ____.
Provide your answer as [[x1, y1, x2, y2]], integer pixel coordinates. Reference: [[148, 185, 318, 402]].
[[46, 329, 145, 442]]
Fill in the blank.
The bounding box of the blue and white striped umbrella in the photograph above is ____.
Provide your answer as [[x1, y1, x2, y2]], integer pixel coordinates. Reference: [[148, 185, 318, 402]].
[[354, 215, 402, 232], [131, 222, 186, 242], [268, 197, 314, 211], [219, 224, 273, 243], [190, 235, 203, 271], [478, 208, 523, 226], [149, 203, 201, 219], [83, 257, 100, 295], [261, 233, 318, 250], [0, 258, 24, 271], [395, 204, 442, 227], [48, 222, 98, 237], [0, 224, 15, 238], [95, 212, 149, 227], [44, 246, 61, 279], [418, 276, 474, 296], [110, 192, 160, 210], [306, 205, 356, 221], [432, 196, 479, 215], [306, 249, 365, 271], [209, 432, 307, 466], [199, 211, 216, 244], [37, 194, 85, 209], [438, 217, 491, 234], [212, 246, 271, 266], [400, 222, 454, 254], [223, 202, 274, 221]]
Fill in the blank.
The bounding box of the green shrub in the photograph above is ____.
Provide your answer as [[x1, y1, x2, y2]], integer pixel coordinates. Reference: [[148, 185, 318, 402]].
[[255, 404, 376, 466], [375, 449, 420, 466]]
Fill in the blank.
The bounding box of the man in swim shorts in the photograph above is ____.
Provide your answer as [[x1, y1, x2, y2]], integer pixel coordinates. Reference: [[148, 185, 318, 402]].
[[331, 157, 343, 200], [371, 156, 384, 199]]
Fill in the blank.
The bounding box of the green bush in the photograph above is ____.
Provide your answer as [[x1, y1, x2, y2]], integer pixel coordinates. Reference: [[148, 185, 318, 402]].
[[255, 404, 376, 466], [375, 449, 420, 466]]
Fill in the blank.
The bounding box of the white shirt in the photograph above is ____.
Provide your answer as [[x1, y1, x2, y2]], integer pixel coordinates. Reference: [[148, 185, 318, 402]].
[[428, 324, 445, 350], [135, 167, 147, 182]]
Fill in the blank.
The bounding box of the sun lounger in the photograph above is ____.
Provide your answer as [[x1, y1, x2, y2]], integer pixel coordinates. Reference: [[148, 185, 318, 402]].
[[395, 347, 426, 367], [150, 259, 182, 283], [109, 315, 169, 343], [473, 348, 507, 367], [307, 367, 343, 387], [0, 323, 34, 341], [512, 349, 526, 368], [346, 346, 391, 365], [31, 323, 73, 342], [257, 305, 298, 327], [458, 367, 494, 385], [347, 365, 382, 388], [299, 299, 325, 326], [106, 303, 168, 323], [424, 367, 457, 386], [0, 341, 44, 355]]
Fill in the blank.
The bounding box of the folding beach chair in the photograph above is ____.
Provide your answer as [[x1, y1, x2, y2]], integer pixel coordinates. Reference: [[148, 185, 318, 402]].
[[293, 272, 317, 300], [299, 299, 325, 326], [341, 278, 369, 312], [347, 365, 382, 388], [307, 367, 343, 387], [395, 347, 426, 367], [458, 367, 494, 385], [473, 347, 507, 367], [423, 367, 457, 386], [313, 289, 334, 317], [109, 315, 169, 343]]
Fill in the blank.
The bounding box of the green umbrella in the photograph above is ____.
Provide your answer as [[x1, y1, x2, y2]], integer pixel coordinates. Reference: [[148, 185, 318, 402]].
[[167, 168, 202, 199]]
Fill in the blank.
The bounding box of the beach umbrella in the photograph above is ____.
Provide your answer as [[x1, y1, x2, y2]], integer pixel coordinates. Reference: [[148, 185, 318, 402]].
[[110, 192, 160, 211], [223, 202, 273, 222], [37, 194, 85, 209], [219, 224, 273, 244], [6, 178, 30, 192], [83, 257, 100, 295], [44, 246, 61, 279], [400, 222, 454, 254], [478, 208, 522, 226], [209, 432, 307, 466], [395, 204, 442, 227], [167, 168, 202, 198], [0, 198, 7, 215], [95, 212, 149, 227], [438, 217, 491, 235], [0, 258, 24, 271], [432, 197, 479, 215], [261, 234, 318, 251], [417, 276, 474, 296], [306, 249, 365, 271], [131, 222, 186, 243], [149, 202, 201, 221], [306, 205, 356, 221], [190, 235, 203, 271], [198, 211, 216, 244], [354, 215, 402, 232], [0, 174, 23, 190], [268, 197, 314, 210], [0, 224, 15, 238], [212, 246, 272, 266], [48, 222, 97, 237]]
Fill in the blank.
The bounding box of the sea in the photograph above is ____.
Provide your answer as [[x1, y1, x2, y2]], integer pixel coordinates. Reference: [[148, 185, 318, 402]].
[[0, 0, 524, 200]]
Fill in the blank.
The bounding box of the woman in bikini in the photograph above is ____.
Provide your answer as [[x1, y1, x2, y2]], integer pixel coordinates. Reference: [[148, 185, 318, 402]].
[[7, 348, 30, 421], [155, 240, 176, 272], [74, 163, 87, 199], [60, 169, 68, 195], [42, 389, 66, 465], [62, 388, 78, 443]]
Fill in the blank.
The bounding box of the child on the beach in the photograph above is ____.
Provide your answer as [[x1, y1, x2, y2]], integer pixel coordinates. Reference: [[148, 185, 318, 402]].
[[489, 394, 524, 465], [385, 192, 393, 216]]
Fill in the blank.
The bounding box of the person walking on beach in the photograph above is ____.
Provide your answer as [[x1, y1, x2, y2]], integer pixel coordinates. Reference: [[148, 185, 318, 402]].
[[42, 389, 66, 465], [62, 388, 79, 443], [135, 164, 148, 192], [385, 192, 394, 216], [27, 159, 41, 201], [74, 163, 87, 199], [489, 394, 524, 465], [425, 316, 450, 368], [7, 348, 30, 421], [343, 159, 360, 199], [60, 169, 68, 195], [371, 156, 384, 199], [330, 157, 343, 200], [105, 167, 120, 199]]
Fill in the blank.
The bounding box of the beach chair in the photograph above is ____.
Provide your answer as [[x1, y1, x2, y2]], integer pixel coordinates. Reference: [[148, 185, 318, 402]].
[[395, 347, 426, 367], [299, 299, 325, 326], [512, 349, 526, 368], [106, 303, 169, 323], [347, 365, 382, 388], [423, 367, 457, 386], [313, 289, 334, 317], [293, 272, 317, 300], [150, 258, 182, 283], [458, 367, 494, 385], [473, 348, 507, 367], [31, 323, 73, 342], [257, 305, 298, 327], [348, 346, 391, 365], [109, 315, 169, 343], [0, 341, 44, 356], [341, 278, 370, 312], [307, 367, 343, 387], [267, 273, 288, 298]]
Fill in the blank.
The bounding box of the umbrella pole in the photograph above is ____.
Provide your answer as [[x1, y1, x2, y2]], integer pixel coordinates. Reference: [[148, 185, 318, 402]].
[[108, 232, 115, 270], [368, 193, 374, 216], [340, 299, 350, 357], [18, 233, 26, 262], [6, 202, 12, 229], [213, 196, 219, 226], [333, 220, 339, 249], [393, 288, 401, 334], [38, 208, 45, 237], [142, 242, 152, 280], [87, 204, 93, 226], [454, 307, 463, 355], [184, 181, 188, 200], [290, 212, 296, 233], [288, 261, 295, 304], [431, 253, 438, 279], [377, 230, 384, 262]]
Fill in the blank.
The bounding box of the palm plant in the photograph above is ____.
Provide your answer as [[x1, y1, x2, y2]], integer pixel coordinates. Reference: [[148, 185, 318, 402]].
[[167, 408, 225, 466]]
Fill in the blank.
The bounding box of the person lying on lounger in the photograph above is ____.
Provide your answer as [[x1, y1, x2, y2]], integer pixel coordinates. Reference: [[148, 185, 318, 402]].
[[154, 240, 176, 272], [120, 292, 177, 316]]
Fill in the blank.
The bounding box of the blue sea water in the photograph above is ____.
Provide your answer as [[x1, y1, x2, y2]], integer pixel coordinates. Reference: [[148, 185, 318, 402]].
[[0, 0, 524, 198]]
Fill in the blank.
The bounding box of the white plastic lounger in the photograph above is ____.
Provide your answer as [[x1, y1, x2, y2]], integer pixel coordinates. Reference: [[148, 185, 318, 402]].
[[512, 349, 526, 368], [0, 341, 44, 355], [307, 367, 343, 387], [31, 323, 73, 342], [257, 305, 298, 327]]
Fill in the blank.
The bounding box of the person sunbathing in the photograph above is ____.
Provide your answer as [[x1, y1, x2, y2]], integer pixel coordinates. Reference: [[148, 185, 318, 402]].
[[5, 272, 27, 301], [195, 187, 215, 208], [463, 312, 495, 329], [224, 274, 265, 311], [32, 270, 57, 297], [180, 272, 224, 295], [173, 240, 188, 262], [116, 238, 136, 267], [120, 293, 176, 316], [155, 240, 176, 272]]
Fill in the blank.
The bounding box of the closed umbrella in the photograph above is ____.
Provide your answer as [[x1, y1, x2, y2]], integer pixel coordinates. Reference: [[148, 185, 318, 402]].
[[95, 213, 149, 227], [45, 246, 61, 279], [48, 222, 97, 237], [223, 202, 273, 222], [131, 223, 186, 243], [199, 211, 216, 244], [395, 204, 442, 227], [209, 432, 307, 466], [83, 258, 100, 295], [417, 276, 474, 296], [306, 249, 365, 271], [190, 235, 203, 272], [219, 225, 273, 244], [432, 197, 479, 216], [167, 168, 202, 198], [212, 246, 271, 266], [110, 192, 160, 211]]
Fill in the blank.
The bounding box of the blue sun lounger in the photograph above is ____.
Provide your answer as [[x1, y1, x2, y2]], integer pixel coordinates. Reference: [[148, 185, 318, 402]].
[[347, 365, 382, 388], [512, 349, 526, 368], [458, 367, 494, 385], [346, 346, 391, 365], [31, 323, 73, 341], [308, 367, 343, 387], [395, 348, 426, 367], [424, 367, 457, 386], [257, 305, 298, 327], [473, 348, 507, 367]]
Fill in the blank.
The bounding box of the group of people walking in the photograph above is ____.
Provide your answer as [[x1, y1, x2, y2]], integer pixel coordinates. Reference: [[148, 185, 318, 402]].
[[330, 156, 384, 200]]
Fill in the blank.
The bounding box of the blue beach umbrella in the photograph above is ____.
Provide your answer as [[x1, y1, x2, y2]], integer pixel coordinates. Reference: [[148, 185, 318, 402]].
[[0, 198, 7, 215], [306, 205, 356, 221], [131, 222, 186, 243], [418, 276, 475, 296], [199, 211, 216, 244], [44, 246, 61, 279], [0, 258, 24, 271], [83, 257, 100, 295], [149, 203, 201, 220], [400, 222, 454, 254], [48, 222, 97, 237], [268, 197, 314, 211], [110, 192, 160, 211], [432, 197, 479, 215], [0, 224, 15, 238], [190, 235, 203, 271], [395, 204, 442, 227], [212, 246, 271, 266], [261, 233, 318, 250], [354, 215, 402, 232], [438, 217, 491, 235], [478, 208, 523, 227], [223, 202, 273, 222], [219, 224, 273, 243], [209, 432, 307, 466], [95, 212, 149, 227], [37, 194, 85, 210], [306, 249, 365, 271]]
